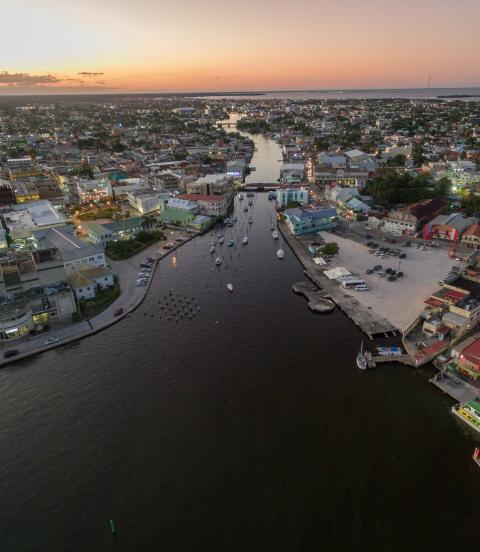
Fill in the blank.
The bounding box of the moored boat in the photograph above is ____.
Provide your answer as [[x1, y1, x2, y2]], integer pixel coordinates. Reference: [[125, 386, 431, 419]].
[[218, 236, 224, 244], [242, 236, 248, 245], [452, 399, 480, 434], [272, 230, 279, 240], [210, 245, 215, 254], [248, 216, 253, 224], [226, 283, 234, 292], [214, 256, 222, 266], [277, 248, 284, 259], [238, 194, 244, 200], [376, 346, 403, 356], [473, 447, 480, 467], [227, 239, 235, 247]]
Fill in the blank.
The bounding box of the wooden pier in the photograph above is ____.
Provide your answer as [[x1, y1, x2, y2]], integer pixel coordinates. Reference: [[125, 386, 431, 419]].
[[278, 221, 398, 340]]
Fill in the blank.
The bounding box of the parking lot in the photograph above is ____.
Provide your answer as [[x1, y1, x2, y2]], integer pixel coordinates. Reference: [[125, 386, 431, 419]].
[[318, 231, 461, 331]]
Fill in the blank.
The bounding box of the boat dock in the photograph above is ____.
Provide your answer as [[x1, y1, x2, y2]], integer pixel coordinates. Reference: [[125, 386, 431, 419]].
[[430, 372, 479, 403], [279, 222, 398, 340], [368, 354, 415, 368]]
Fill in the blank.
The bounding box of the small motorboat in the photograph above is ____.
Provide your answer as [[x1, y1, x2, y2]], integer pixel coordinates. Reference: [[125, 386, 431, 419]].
[[248, 216, 253, 224], [243, 206, 248, 212], [226, 283, 234, 293], [214, 257, 222, 266], [210, 245, 215, 254], [238, 194, 244, 200], [248, 199, 253, 206], [272, 230, 279, 240], [211, 240, 217, 246], [242, 236, 248, 245], [227, 239, 235, 247], [218, 236, 224, 244], [376, 346, 403, 356], [276, 248, 284, 259]]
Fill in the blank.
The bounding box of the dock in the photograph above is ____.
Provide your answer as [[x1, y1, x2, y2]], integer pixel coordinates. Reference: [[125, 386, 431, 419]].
[[279, 221, 398, 339], [430, 372, 478, 403], [368, 354, 415, 368]]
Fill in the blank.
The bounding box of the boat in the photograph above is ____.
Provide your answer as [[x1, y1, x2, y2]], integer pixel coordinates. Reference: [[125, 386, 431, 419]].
[[214, 256, 222, 266], [356, 341, 368, 370], [473, 447, 480, 467], [376, 346, 403, 356], [218, 236, 224, 244], [248, 216, 253, 224], [451, 399, 480, 434], [268, 191, 276, 200], [277, 248, 284, 259], [227, 239, 235, 247], [244, 206, 248, 212], [246, 192, 254, 197], [211, 240, 217, 246], [242, 236, 248, 245], [227, 220, 234, 227], [210, 245, 216, 254], [217, 232, 224, 238], [270, 224, 275, 231], [272, 230, 279, 240], [238, 194, 244, 200], [226, 283, 234, 292], [248, 199, 253, 206]]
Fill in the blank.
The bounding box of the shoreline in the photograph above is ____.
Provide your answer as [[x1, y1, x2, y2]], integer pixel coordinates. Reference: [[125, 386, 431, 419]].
[[0, 232, 197, 368]]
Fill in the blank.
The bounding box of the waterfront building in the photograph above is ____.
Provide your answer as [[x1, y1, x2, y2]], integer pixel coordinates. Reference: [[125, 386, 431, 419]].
[[284, 207, 338, 235], [177, 193, 228, 216], [384, 198, 447, 236], [159, 208, 195, 227], [226, 159, 247, 181], [67, 267, 115, 301], [280, 163, 305, 184], [86, 217, 143, 247], [167, 197, 199, 214], [276, 186, 309, 208], [313, 166, 369, 188], [423, 213, 477, 241], [185, 174, 234, 198]]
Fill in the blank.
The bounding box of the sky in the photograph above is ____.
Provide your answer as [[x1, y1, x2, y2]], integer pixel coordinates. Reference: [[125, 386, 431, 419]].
[[1, 0, 479, 94]]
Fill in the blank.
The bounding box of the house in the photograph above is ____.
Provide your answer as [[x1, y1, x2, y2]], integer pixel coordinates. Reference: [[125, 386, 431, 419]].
[[423, 213, 477, 241], [126, 189, 166, 214], [185, 174, 234, 197], [284, 207, 338, 235], [67, 267, 115, 301], [384, 198, 447, 236], [72, 177, 112, 204]]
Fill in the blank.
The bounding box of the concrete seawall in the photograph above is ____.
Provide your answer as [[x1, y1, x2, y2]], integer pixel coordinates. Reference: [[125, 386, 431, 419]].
[[278, 221, 398, 340], [0, 233, 197, 368]]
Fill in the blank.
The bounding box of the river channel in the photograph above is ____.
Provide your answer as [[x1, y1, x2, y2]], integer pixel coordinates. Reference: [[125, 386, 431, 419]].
[[0, 119, 479, 551]]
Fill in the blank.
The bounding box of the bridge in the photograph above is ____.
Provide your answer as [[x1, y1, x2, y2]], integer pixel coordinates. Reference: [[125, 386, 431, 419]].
[[240, 183, 280, 191], [217, 122, 237, 128]]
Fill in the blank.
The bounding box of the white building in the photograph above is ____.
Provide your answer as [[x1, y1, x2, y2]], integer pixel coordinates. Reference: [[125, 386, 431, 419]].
[[126, 189, 166, 214], [280, 163, 305, 184], [72, 177, 112, 204]]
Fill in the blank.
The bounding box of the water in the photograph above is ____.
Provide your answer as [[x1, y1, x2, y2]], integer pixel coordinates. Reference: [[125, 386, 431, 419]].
[[205, 87, 480, 101], [1, 133, 479, 551]]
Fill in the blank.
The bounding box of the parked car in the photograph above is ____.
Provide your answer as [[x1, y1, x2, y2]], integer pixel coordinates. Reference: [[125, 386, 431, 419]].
[[44, 336, 60, 345], [373, 265, 382, 271], [388, 275, 397, 281], [397, 271, 404, 277], [366, 269, 373, 274], [399, 253, 406, 259], [4, 349, 19, 358]]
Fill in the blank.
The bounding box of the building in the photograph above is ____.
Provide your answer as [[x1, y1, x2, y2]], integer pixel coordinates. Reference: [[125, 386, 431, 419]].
[[276, 186, 309, 208], [126, 189, 165, 214], [177, 193, 228, 216], [384, 198, 447, 236], [461, 223, 480, 248], [280, 163, 305, 184], [72, 178, 112, 204], [423, 213, 477, 241], [67, 266, 115, 301], [284, 207, 338, 235], [226, 159, 247, 181], [159, 208, 195, 227], [32, 225, 107, 271], [86, 217, 144, 247], [185, 174, 234, 197]]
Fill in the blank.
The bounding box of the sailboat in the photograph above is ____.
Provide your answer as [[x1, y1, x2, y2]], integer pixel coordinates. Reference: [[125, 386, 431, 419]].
[[356, 341, 368, 370], [226, 283, 234, 292], [214, 256, 222, 266], [242, 236, 249, 245], [210, 245, 216, 253], [248, 216, 253, 224], [277, 235, 285, 259], [238, 193, 244, 200], [272, 230, 279, 240]]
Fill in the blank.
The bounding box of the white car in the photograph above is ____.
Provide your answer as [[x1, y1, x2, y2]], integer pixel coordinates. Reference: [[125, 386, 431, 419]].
[[44, 336, 60, 345]]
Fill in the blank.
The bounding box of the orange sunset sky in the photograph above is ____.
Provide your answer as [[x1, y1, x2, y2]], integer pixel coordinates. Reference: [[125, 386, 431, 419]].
[[1, 0, 479, 94]]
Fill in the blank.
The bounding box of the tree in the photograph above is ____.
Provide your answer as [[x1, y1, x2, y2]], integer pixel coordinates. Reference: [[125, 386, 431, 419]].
[[322, 242, 339, 257]]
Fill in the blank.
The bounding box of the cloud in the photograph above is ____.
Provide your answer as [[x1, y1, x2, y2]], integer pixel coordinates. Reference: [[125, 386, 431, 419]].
[[77, 71, 104, 76], [0, 71, 61, 85]]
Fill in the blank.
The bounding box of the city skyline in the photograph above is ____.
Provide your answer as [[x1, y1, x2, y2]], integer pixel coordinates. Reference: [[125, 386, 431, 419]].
[[2, 0, 480, 94]]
